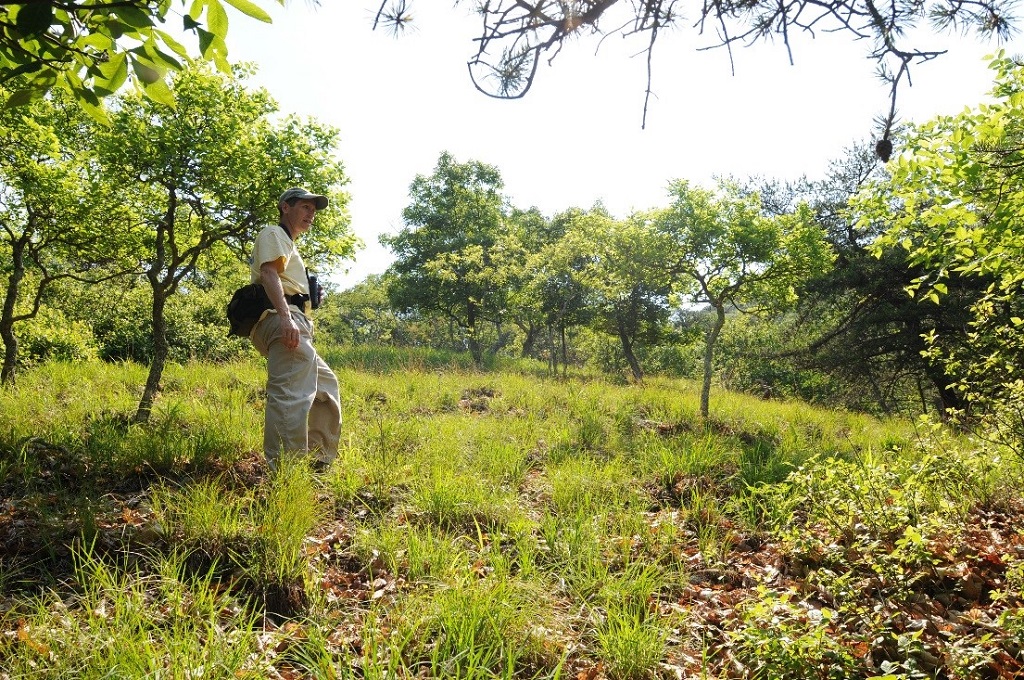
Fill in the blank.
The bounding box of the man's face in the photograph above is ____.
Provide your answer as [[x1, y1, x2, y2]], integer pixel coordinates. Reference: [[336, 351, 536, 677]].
[[280, 198, 318, 236]]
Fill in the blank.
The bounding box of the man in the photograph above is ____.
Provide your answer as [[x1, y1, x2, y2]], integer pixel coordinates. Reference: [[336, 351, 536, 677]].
[[249, 187, 341, 471]]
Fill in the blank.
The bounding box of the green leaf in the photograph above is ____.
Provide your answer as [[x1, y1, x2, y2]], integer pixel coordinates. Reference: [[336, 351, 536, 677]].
[[3, 88, 45, 109], [155, 30, 190, 60], [102, 19, 129, 40], [71, 82, 102, 108], [197, 27, 216, 58], [223, 0, 273, 22], [77, 97, 111, 125], [59, 80, 111, 123], [4, 61, 45, 80], [95, 53, 129, 95], [188, 0, 206, 21], [206, 0, 230, 37], [183, 15, 202, 30], [144, 41, 184, 72], [15, 3, 54, 37], [115, 5, 157, 30], [212, 47, 231, 73], [131, 57, 162, 85], [140, 77, 176, 108], [80, 31, 115, 51], [198, 29, 230, 72]]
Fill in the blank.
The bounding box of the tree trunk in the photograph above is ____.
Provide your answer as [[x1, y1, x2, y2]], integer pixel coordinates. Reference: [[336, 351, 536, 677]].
[[547, 324, 557, 376], [923, 362, 963, 420], [701, 303, 726, 420], [466, 301, 482, 367], [866, 368, 888, 414], [560, 323, 568, 378], [0, 237, 28, 385], [520, 322, 539, 358], [487, 321, 513, 356], [617, 320, 644, 381], [134, 288, 169, 423]]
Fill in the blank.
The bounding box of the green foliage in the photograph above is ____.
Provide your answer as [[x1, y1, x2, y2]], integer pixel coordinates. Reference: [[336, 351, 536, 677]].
[[660, 180, 834, 312], [90, 62, 353, 419], [14, 305, 98, 368], [554, 207, 675, 381], [250, 455, 327, 586], [1, 546, 265, 678], [713, 313, 860, 408], [382, 151, 522, 366], [595, 603, 668, 680], [151, 478, 250, 553], [729, 587, 857, 679], [404, 577, 556, 677], [54, 278, 253, 364], [327, 274, 403, 345], [853, 54, 1024, 452], [655, 179, 836, 418], [547, 456, 639, 516], [0, 87, 122, 383], [0, 0, 280, 118]]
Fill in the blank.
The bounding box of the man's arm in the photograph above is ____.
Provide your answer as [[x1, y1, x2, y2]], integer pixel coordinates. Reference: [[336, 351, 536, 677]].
[[260, 259, 300, 350]]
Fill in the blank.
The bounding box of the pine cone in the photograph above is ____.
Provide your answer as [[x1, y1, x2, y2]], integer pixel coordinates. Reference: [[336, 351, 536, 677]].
[[875, 138, 893, 162]]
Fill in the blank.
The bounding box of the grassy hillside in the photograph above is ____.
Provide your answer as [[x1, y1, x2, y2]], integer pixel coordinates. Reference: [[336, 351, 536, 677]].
[[1, 348, 1022, 679]]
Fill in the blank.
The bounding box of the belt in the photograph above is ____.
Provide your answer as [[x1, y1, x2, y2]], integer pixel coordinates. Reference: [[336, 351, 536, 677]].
[[285, 292, 310, 307]]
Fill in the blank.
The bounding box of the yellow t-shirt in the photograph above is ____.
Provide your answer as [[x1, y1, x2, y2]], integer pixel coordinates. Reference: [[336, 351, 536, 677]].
[[250, 224, 309, 298]]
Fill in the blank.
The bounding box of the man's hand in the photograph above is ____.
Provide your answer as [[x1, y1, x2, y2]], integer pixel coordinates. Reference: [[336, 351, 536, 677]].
[[279, 314, 300, 350]]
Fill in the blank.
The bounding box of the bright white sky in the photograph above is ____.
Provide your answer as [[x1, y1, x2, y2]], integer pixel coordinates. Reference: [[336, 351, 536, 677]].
[[220, 1, 1021, 287]]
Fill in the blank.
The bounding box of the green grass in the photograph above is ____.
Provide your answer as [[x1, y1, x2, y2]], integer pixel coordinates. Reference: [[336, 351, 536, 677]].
[[1, 350, 1022, 678]]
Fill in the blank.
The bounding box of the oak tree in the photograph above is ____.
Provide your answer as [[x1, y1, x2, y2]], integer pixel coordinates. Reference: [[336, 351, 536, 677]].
[[0, 88, 133, 383], [93, 63, 353, 422], [382, 152, 521, 367], [556, 206, 675, 381], [657, 179, 834, 418]]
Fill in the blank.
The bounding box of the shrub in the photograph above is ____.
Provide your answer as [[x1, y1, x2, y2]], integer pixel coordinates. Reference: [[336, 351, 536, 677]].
[[14, 306, 98, 367]]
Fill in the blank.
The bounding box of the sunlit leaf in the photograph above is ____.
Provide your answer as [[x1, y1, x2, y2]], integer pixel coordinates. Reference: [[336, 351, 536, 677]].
[[223, 0, 273, 22], [141, 77, 176, 107], [188, 0, 206, 22], [96, 53, 129, 95], [206, 0, 231, 37], [197, 27, 216, 58], [155, 30, 190, 60]]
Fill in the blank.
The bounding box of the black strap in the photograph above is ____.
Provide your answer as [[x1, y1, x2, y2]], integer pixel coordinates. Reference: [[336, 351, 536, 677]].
[[286, 292, 309, 307]]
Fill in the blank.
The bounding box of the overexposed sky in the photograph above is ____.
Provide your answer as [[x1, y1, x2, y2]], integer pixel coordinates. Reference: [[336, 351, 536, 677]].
[[220, 2, 1019, 287]]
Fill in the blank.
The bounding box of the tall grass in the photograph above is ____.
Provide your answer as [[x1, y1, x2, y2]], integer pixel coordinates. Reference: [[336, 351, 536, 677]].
[[1, 545, 266, 678]]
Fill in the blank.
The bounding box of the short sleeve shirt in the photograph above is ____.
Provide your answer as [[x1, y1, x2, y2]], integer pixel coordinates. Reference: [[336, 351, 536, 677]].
[[251, 224, 309, 297]]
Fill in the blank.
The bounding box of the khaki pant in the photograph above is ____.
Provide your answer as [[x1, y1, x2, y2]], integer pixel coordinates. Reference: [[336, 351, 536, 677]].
[[251, 308, 340, 469]]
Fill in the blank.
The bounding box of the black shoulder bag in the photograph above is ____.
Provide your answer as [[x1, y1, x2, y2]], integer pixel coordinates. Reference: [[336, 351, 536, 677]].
[[226, 283, 273, 338]]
